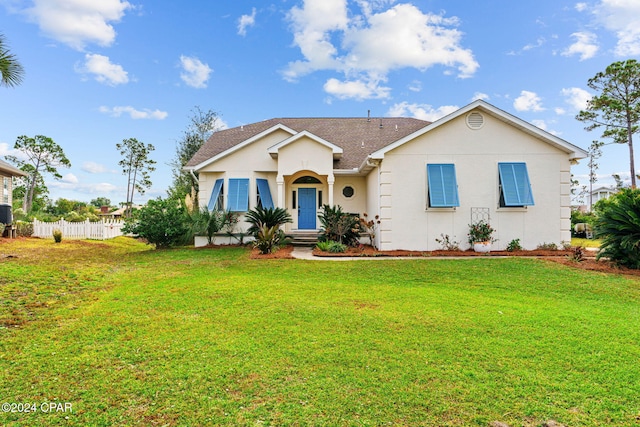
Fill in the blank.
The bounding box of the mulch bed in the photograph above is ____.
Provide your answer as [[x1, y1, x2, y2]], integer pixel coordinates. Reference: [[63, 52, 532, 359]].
[[250, 244, 640, 278], [249, 244, 295, 259]]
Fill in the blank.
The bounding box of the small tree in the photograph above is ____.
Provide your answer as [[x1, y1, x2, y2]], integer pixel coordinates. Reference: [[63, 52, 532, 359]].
[[587, 140, 604, 211], [577, 59, 640, 188], [6, 135, 71, 213], [122, 198, 188, 249], [117, 138, 156, 218], [594, 188, 640, 269], [169, 107, 223, 204]]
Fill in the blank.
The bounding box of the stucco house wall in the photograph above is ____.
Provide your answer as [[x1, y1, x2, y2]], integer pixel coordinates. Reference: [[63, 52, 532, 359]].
[[377, 112, 573, 250], [186, 101, 587, 250]]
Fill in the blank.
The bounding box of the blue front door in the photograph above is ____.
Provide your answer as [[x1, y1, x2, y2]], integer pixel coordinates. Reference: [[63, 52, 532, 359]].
[[298, 188, 316, 229]]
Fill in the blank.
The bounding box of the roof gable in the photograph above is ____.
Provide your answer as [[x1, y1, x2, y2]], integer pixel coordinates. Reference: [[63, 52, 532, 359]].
[[190, 123, 297, 170], [186, 117, 430, 172], [267, 130, 343, 159], [371, 100, 588, 161]]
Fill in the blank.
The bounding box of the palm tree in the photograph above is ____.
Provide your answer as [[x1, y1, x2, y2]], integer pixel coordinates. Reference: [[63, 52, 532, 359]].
[[0, 33, 25, 88]]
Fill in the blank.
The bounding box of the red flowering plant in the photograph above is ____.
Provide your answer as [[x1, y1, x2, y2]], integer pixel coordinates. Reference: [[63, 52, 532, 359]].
[[467, 220, 497, 245]]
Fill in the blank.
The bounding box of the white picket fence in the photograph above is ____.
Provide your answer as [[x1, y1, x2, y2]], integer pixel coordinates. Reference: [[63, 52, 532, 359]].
[[33, 219, 125, 240]]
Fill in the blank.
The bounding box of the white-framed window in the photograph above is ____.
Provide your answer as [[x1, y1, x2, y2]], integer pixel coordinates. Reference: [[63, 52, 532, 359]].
[[228, 178, 250, 212]]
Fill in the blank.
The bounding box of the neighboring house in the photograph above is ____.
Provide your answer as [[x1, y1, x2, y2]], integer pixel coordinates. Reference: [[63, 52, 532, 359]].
[[590, 186, 617, 206], [185, 100, 588, 250], [98, 206, 140, 219], [0, 159, 28, 236]]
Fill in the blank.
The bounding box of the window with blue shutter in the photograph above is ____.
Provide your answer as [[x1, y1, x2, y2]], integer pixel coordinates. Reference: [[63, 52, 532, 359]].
[[228, 178, 250, 211], [256, 178, 274, 209], [427, 164, 460, 208], [498, 162, 534, 207], [207, 179, 224, 211]]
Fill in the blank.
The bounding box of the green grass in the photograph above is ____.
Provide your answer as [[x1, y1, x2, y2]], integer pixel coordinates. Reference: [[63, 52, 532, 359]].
[[1, 238, 639, 426], [571, 237, 602, 248]]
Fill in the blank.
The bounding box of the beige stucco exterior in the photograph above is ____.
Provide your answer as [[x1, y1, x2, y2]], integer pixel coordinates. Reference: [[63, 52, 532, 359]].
[[375, 112, 573, 250], [189, 101, 587, 249]]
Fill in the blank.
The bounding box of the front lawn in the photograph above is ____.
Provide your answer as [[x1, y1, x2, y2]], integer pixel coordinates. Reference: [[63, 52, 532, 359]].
[[1, 238, 639, 426]]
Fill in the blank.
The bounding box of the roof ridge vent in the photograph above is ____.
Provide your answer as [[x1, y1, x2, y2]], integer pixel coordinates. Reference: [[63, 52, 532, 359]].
[[466, 111, 484, 130]]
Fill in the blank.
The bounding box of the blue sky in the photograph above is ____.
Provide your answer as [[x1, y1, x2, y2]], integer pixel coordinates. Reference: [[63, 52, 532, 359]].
[[1, 0, 639, 206]]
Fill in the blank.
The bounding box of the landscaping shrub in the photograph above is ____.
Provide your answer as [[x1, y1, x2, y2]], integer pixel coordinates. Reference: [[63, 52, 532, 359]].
[[319, 204, 361, 246], [122, 197, 189, 249], [245, 207, 292, 254], [467, 220, 496, 245], [52, 229, 62, 243], [537, 242, 558, 250], [435, 234, 460, 251], [359, 213, 380, 248], [315, 240, 347, 253], [14, 220, 33, 237], [185, 207, 229, 245], [594, 188, 640, 269], [506, 238, 522, 252]]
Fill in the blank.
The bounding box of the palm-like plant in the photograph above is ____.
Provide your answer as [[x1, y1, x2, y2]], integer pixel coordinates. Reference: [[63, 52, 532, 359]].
[[245, 206, 292, 236], [245, 206, 292, 254], [187, 207, 229, 245], [594, 188, 640, 269], [318, 204, 361, 246], [0, 34, 25, 88]]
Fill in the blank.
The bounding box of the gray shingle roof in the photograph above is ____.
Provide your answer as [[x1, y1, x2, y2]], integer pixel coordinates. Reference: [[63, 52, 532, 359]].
[[186, 117, 430, 170]]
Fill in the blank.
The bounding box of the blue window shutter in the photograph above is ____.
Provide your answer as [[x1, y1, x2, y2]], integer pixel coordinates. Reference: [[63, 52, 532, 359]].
[[498, 163, 534, 206], [256, 179, 274, 209], [228, 178, 249, 211], [207, 179, 223, 211], [427, 164, 459, 207]]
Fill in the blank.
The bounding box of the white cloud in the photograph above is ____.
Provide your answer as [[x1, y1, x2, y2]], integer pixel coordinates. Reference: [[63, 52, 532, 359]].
[[562, 32, 598, 60], [284, 1, 478, 100], [25, 0, 132, 50], [408, 80, 422, 92], [575, 2, 588, 12], [82, 161, 111, 174], [324, 77, 391, 100], [531, 119, 548, 130], [76, 53, 129, 86], [99, 106, 168, 120], [179, 55, 212, 89], [0, 142, 24, 159], [50, 180, 119, 194], [594, 0, 640, 56], [238, 8, 257, 36], [386, 102, 459, 122], [561, 87, 592, 111], [514, 90, 545, 112], [472, 92, 489, 101], [61, 173, 79, 184]]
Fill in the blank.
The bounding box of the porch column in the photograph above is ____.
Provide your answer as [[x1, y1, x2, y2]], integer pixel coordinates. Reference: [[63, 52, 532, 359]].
[[276, 175, 284, 208], [328, 174, 335, 207]]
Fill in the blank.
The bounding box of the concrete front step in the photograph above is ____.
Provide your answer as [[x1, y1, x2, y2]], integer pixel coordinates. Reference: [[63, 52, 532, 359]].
[[287, 232, 320, 247]]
